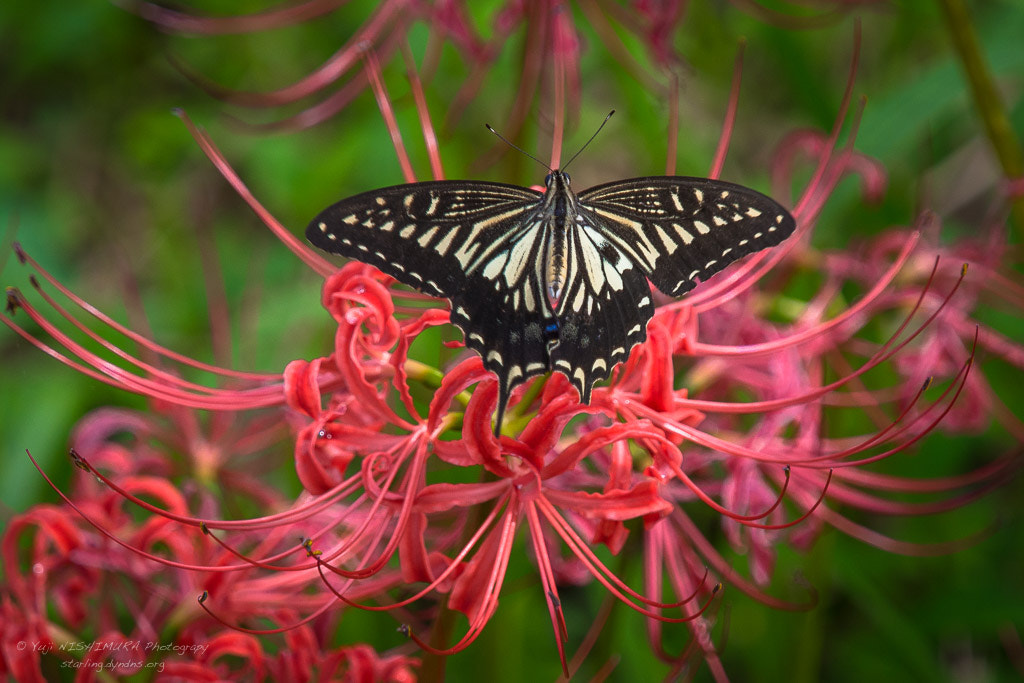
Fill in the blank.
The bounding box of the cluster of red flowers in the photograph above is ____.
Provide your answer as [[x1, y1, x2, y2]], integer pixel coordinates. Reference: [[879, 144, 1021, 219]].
[[3, 1, 1021, 681]]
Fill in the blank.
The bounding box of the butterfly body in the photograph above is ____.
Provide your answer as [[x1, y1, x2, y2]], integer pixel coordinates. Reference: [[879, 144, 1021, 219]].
[[307, 170, 795, 432]]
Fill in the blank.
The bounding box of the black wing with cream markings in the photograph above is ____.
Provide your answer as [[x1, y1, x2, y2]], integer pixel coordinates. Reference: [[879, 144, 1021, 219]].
[[546, 211, 653, 404], [447, 214, 555, 428], [307, 181, 542, 297], [308, 171, 796, 434], [306, 181, 552, 427], [579, 176, 797, 297]]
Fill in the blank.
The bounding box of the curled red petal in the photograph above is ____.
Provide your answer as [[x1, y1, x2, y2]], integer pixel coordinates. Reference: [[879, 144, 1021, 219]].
[[293, 420, 353, 494], [542, 419, 669, 479], [283, 358, 324, 418], [0, 597, 48, 683], [398, 510, 433, 583], [462, 380, 512, 475], [516, 392, 585, 465], [426, 356, 489, 431], [333, 310, 406, 426], [640, 316, 675, 412], [592, 440, 637, 553], [412, 480, 509, 514], [2, 507, 84, 605], [545, 480, 672, 521], [391, 308, 450, 423], [322, 264, 400, 351]]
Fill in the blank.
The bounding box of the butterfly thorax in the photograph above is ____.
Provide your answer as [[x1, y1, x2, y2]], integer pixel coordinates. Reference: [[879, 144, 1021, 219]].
[[541, 170, 579, 313]]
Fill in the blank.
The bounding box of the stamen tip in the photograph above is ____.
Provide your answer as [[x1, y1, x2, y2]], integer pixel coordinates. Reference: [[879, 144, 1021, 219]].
[[301, 537, 322, 558], [5, 287, 21, 314], [69, 448, 90, 471], [12, 242, 26, 263]]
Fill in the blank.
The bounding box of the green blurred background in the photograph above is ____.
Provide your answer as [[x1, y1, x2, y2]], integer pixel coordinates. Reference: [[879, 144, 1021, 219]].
[[1, 1, 1022, 680]]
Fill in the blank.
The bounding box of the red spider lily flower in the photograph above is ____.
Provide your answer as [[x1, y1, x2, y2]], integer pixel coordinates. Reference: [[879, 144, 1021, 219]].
[[2, 238, 413, 680], [119, 0, 708, 135], [3, 24, 1018, 683], [157, 631, 418, 681], [849, 224, 1024, 439], [118, 0, 885, 145], [114, 0, 571, 133], [1, 435, 415, 680], [281, 37, 1012, 676]]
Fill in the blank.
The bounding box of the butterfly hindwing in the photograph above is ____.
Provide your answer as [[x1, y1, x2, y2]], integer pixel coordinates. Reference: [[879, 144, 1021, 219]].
[[448, 215, 558, 426], [548, 212, 654, 402], [579, 176, 797, 296]]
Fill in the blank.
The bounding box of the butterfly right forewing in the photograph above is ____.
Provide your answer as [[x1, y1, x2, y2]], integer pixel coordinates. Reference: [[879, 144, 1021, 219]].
[[579, 176, 796, 297]]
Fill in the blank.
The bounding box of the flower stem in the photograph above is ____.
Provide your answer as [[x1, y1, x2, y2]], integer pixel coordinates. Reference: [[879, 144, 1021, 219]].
[[419, 601, 460, 683], [939, 0, 1024, 239]]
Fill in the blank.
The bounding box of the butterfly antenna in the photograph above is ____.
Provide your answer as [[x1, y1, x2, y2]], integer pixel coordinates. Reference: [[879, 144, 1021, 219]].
[[562, 110, 615, 172], [485, 124, 552, 172]]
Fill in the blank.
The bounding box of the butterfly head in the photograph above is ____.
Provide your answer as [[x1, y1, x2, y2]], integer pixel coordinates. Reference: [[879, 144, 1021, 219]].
[[544, 170, 572, 191]]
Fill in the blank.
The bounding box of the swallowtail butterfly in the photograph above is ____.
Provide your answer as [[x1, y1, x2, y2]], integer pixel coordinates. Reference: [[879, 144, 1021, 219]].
[[307, 122, 796, 433]]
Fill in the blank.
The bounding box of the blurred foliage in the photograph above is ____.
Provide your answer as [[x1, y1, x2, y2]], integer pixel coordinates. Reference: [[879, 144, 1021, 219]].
[[1, 0, 1022, 681]]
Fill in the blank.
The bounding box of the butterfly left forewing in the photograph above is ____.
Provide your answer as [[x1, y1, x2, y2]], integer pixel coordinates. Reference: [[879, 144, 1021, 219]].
[[579, 176, 796, 297], [307, 180, 553, 430], [307, 181, 542, 297]]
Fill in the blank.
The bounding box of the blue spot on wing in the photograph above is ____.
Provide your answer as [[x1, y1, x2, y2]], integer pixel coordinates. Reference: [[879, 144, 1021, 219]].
[[544, 320, 559, 342]]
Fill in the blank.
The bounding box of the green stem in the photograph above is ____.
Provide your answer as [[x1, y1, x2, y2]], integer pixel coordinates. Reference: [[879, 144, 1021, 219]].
[[418, 600, 460, 683], [939, 0, 1024, 240]]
